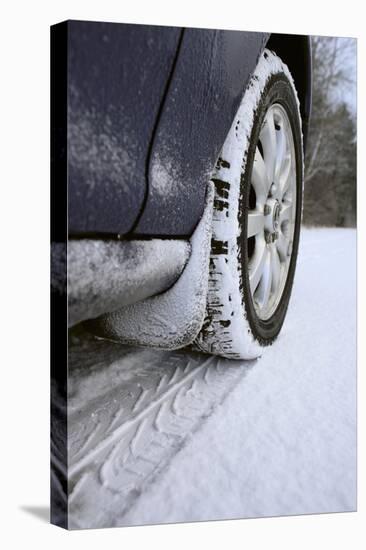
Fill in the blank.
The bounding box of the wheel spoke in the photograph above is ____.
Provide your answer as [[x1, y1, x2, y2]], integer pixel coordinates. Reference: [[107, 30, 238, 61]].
[[279, 202, 293, 224], [249, 239, 267, 294], [279, 154, 292, 198], [255, 249, 272, 310], [260, 109, 277, 184], [276, 231, 289, 261], [269, 243, 281, 291], [247, 210, 265, 238], [252, 147, 270, 204], [274, 126, 287, 184]]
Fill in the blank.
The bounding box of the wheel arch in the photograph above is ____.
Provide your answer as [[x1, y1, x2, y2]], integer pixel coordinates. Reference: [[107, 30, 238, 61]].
[[266, 33, 312, 149]]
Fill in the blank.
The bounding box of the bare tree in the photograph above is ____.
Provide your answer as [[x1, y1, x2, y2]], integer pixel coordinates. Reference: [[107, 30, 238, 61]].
[[303, 36, 356, 227]]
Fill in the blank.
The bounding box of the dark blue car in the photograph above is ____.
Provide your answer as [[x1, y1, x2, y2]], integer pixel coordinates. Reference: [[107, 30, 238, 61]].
[[51, 20, 312, 359]]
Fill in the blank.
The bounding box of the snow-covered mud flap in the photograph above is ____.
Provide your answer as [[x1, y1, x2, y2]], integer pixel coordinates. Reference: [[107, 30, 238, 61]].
[[86, 183, 215, 349]]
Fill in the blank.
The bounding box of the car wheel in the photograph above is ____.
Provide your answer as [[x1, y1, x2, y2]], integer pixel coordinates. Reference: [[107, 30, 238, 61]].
[[195, 48, 303, 360]]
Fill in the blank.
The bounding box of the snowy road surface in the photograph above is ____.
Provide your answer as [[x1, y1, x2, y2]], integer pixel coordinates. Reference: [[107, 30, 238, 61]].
[[68, 228, 356, 529]]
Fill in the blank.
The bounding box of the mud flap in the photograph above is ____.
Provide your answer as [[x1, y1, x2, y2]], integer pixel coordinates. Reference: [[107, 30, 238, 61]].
[[88, 183, 214, 349]]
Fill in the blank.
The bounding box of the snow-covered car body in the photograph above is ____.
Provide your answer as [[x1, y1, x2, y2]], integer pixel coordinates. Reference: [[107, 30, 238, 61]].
[[51, 21, 311, 240]]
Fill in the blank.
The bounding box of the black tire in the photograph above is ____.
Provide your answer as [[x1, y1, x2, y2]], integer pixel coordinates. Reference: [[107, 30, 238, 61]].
[[195, 49, 303, 359]]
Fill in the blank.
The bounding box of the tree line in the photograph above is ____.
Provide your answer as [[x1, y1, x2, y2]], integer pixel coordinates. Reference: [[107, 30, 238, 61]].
[[303, 36, 356, 227]]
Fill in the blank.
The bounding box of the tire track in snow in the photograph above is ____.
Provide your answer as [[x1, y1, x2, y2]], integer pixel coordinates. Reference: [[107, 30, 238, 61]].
[[67, 334, 255, 529]]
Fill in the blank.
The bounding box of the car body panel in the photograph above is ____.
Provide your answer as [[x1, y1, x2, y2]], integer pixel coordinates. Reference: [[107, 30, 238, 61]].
[[67, 20, 181, 235]]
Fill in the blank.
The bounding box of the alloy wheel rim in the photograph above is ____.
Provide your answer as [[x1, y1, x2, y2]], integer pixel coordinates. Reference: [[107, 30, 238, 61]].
[[246, 103, 297, 321]]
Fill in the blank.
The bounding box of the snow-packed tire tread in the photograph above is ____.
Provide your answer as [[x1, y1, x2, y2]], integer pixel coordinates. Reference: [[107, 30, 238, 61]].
[[195, 49, 303, 360]]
